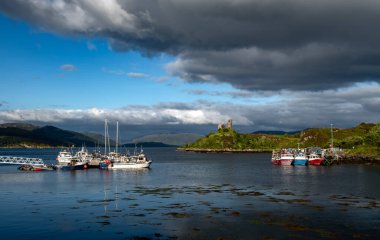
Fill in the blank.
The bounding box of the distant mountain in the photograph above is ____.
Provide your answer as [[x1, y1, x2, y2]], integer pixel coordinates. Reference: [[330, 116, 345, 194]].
[[132, 133, 203, 146], [0, 123, 185, 148], [123, 142, 177, 148], [0, 123, 39, 131], [0, 123, 98, 147], [82, 132, 116, 146]]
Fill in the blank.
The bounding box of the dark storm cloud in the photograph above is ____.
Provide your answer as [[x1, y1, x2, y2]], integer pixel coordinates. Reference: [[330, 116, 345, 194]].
[[168, 46, 380, 91], [186, 89, 255, 98], [1, 0, 380, 91]]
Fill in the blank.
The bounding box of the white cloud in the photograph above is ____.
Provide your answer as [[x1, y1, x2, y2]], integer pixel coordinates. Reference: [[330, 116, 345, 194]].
[[60, 64, 76, 71], [0, 105, 231, 125], [102, 68, 149, 78], [0, 82, 379, 131], [127, 72, 149, 78]]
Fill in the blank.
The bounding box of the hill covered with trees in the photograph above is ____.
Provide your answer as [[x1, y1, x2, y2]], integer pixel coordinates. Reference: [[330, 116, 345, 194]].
[[181, 122, 380, 158]]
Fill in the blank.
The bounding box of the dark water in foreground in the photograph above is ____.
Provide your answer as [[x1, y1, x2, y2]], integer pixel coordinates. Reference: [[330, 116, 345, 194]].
[[0, 148, 379, 240]]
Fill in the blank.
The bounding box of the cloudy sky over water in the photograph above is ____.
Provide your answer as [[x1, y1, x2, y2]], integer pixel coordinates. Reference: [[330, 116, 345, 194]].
[[0, 0, 379, 137]]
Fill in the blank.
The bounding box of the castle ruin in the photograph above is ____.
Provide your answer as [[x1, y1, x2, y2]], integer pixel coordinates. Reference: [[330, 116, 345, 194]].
[[218, 119, 233, 130]]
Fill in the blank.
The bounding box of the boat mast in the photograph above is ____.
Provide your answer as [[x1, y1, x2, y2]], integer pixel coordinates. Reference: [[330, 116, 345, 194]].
[[104, 119, 107, 155], [116, 121, 119, 154], [107, 121, 110, 154]]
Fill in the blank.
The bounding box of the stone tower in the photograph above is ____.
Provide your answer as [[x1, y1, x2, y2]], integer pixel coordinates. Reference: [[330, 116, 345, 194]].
[[227, 119, 233, 129]]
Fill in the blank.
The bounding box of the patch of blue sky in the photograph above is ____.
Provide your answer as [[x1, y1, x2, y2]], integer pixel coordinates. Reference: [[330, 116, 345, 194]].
[[0, 14, 193, 109], [0, 13, 280, 110]]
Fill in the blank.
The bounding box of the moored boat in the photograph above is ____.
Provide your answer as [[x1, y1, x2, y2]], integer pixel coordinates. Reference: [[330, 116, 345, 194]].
[[308, 153, 324, 165], [58, 159, 88, 170], [293, 152, 308, 165], [279, 152, 294, 165], [271, 151, 281, 165], [74, 146, 92, 163], [99, 159, 112, 169], [108, 152, 152, 169], [56, 148, 74, 164], [18, 164, 57, 171]]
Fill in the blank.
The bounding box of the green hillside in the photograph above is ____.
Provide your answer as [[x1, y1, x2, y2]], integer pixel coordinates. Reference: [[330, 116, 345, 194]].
[[181, 123, 380, 158], [181, 128, 299, 150], [0, 124, 97, 148]]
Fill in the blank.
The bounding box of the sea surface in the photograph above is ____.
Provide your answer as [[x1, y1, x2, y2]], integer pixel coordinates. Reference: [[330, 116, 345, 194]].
[[0, 148, 379, 240]]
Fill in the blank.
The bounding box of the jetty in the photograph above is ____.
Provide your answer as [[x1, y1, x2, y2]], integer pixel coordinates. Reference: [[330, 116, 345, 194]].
[[0, 156, 44, 165]]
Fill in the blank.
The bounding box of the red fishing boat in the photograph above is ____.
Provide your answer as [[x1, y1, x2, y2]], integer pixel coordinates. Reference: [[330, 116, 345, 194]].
[[271, 151, 281, 165], [308, 153, 324, 165]]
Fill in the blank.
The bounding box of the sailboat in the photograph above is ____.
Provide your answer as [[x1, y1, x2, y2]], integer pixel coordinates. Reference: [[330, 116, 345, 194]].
[[108, 121, 152, 169], [100, 120, 152, 169]]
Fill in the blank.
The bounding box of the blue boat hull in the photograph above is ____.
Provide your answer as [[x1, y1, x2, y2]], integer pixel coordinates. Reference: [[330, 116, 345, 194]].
[[60, 163, 87, 170], [293, 159, 308, 165], [99, 162, 109, 169]]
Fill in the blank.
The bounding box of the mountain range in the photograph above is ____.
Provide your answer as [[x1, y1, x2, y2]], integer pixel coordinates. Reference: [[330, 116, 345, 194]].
[[132, 133, 202, 146], [0, 123, 202, 148]]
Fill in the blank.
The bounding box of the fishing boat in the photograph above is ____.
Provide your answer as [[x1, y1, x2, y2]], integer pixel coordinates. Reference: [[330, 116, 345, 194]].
[[56, 148, 74, 164], [74, 146, 91, 163], [308, 153, 324, 165], [108, 151, 152, 169], [271, 151, 280, 165], [279, 151, 294, 165], [100, 120, 153, 169], [99, 159, 112, 169], [293, 152, 308, 165], [18, 164, 57, 171], [58, 159, 88, 170]]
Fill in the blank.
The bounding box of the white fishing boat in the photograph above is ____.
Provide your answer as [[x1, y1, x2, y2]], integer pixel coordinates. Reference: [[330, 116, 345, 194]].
[[56, 148, 74, 164], [108, 151, 152, 169], [74, 146, 91, 163]]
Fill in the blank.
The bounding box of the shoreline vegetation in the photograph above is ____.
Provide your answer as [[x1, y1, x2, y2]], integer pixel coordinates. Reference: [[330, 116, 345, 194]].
[[179, 122, 380, 165], [1, 122, 379, 164]]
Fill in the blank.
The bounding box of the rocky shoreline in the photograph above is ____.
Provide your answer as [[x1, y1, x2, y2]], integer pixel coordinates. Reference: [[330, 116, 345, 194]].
[[0, 145, 53, 149], [339, 154, 380, 165]]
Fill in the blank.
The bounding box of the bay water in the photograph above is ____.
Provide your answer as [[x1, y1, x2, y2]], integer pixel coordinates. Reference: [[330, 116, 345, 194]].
[[0, 148, 379, 239]]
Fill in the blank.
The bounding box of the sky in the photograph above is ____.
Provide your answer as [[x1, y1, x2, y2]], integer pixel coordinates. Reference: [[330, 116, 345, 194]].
[[0, 0, 379, 139]]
